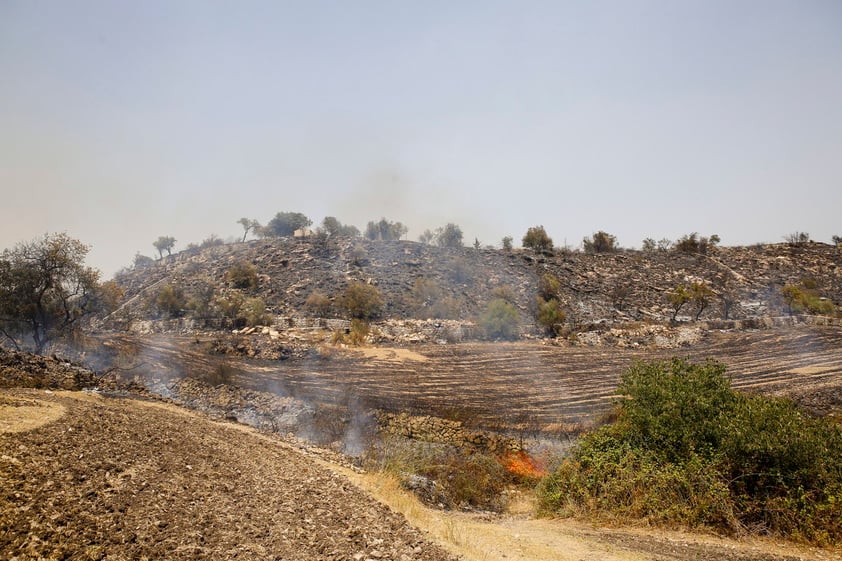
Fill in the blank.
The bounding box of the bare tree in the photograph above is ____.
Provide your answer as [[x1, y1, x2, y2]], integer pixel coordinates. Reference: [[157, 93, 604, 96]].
[[237, 218, 261, 242]]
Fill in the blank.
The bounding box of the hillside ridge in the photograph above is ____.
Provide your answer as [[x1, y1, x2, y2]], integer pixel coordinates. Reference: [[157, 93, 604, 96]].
[[104, 238, 842, 336]]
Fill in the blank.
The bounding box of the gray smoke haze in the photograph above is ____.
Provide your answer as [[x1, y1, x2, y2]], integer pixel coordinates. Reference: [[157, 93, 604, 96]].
[[4, 2, 840, 278]]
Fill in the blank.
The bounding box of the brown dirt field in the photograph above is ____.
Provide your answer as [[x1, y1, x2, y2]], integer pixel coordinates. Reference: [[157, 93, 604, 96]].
[[0, 389, 458, 561], [109, 325, 842, 433], [2, 389, 838, 561]]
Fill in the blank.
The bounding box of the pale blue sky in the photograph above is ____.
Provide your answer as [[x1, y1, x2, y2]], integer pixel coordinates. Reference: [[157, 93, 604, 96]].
[[1, 1, 840, 276]]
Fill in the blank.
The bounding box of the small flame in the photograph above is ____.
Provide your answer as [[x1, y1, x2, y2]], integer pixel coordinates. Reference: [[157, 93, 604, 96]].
[[502, 451, 547, 481]]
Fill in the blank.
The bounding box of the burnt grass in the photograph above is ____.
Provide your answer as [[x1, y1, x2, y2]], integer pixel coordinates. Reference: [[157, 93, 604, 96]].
[[80, 324, 842, 441], [107, 238, 842, 330], [88, 238, 842, 437]]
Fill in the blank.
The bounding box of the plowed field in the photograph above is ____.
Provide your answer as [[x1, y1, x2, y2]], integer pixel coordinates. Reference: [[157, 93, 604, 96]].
[[107, 325, 842, 433], [0, 389, 458, 561]]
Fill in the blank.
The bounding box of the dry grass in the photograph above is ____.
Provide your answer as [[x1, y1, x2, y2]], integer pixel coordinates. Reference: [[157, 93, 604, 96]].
[[335, 468, 650, 561], [352, 347, 430, 363], [335, 466, 840, 561], [0, 394, 66, 433]]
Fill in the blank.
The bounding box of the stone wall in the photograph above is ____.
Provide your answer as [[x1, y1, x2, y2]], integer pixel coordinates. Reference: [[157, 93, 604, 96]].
[[376, 411, 521, 454]]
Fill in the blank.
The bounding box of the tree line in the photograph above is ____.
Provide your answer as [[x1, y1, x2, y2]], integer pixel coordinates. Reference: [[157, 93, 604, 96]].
[[141, 206, 842, 263]]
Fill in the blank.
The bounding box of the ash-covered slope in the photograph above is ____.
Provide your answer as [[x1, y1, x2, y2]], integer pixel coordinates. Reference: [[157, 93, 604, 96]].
[[104, 238, 841, 332]]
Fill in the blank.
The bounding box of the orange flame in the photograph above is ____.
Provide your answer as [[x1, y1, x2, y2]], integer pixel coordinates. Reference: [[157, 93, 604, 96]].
[[502, 451, 547, 480]]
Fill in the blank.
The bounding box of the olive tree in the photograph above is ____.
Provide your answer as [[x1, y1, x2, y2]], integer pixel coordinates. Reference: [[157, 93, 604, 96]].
[[0, 233, 104, 353], [434, 223, 464, 248], [522, 226, 553, 252], [582, 231, 617, 253], [365, 218, 407, 241], [153, 236, 176, 258], [264, 212, 312, 237]]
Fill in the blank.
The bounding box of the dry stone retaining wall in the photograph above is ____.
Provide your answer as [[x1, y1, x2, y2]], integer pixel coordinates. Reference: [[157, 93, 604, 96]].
[[376, 411, 521, 454]]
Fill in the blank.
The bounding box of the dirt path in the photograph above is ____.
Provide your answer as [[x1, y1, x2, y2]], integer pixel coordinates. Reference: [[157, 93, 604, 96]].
[[339, 469, 840, 561], [2, 389, 839, 561]]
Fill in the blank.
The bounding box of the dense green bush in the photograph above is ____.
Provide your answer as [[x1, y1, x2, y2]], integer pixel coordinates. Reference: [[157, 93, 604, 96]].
[[479, 298, 520, 340], [241, 297, 271, 326], [538, 358, 842, 544], [155, 285, 186, 317], [535, 297, 566, 336], [340, 281, 384, 320], [538, 273, 561, 301], [522, 225, 553, 252]]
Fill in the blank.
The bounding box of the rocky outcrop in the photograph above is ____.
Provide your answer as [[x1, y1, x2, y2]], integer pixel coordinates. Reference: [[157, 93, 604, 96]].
[[147, 376, 315, 433]]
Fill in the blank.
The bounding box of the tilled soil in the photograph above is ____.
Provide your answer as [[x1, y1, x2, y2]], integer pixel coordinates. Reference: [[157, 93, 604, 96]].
[[97, 325, 842, 433], [0, 389, 458, 561]]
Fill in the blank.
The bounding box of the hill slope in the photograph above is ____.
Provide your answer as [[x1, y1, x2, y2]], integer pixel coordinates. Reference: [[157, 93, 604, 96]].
[[104, 239, 841, 332]]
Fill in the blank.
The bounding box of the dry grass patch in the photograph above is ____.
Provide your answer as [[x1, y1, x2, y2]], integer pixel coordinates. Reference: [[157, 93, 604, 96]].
[[0, 392, 66, 433]]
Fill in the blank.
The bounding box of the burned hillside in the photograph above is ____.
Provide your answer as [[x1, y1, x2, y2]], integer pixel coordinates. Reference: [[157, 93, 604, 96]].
[[103, 238, 842, 335]]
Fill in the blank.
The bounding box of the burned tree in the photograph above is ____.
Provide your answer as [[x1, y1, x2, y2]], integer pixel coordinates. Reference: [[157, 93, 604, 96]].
[[237, 218, 261, 242]]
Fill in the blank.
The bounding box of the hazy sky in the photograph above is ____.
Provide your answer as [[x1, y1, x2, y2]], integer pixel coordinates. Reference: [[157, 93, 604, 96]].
[[2, 1, 840, 277]]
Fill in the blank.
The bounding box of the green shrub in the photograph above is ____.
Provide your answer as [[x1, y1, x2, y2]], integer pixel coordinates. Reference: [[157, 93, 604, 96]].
[[340, 282, 383, 320], [226, 261, 258, 290], [348, 319, 370, 345], [155, 285, 186, 317], [538, 273, 561, 301], [242, 297, 271, 326], [535, 297, 565, 336], [782, 282, 836, 316], [479, 298, 520, 340], [582, 231, 618, 253], [538, 358, 842, 544], [539, 435, 735, 528], [214, 292, 245, 320]]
